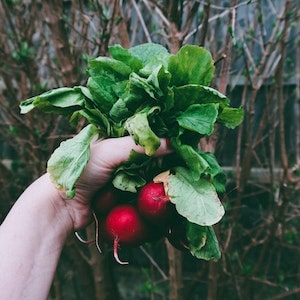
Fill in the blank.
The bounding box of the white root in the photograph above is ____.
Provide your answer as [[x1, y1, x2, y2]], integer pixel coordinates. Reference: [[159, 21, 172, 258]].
[[74, 211, 102, 254], [113, 237, 129, 265], [74, 231, 95, 244], [92, 211, 102, 254]]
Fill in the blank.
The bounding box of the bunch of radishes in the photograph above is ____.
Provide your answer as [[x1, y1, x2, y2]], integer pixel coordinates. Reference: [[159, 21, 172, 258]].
[[19, 43, 244, 262], [92, 180, 188, 264]]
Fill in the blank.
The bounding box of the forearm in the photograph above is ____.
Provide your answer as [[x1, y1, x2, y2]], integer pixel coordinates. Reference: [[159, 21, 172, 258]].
[[0, 173, 73, 300]]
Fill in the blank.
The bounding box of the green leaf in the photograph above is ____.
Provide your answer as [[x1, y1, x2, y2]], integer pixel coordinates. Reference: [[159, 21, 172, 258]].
[[124, 65, 171, 110], [177, 103, 219, 136], [217, 107, 244, 128], [109, 44, 143, 72], [139, 52, 170, 77], [172, 143, 209, 180], [197, 151, 227, 193], [187, 223, 221, 260], [112, 150, 153, 192], [110, 83, 152, 125], [112, 170, 146, 193], [173, 84, 230, 112], [86, 77, 118, 113], [47, 124, 98, 198], [88, 56, 132, 78], [75, 108, 112, 136], [197, 85, 230, 106], [129, 72, 160, 100], [168, 46, 215, 86], [87, 56, 131, 113], [109, 97, 131, 123], [129, 43, 169, 69], [125, 111, 161, 156], [147, 64, 171, 98], [20, 87, 86, 114], [171, 142, 227, 192], [168, 167, 225, 226]]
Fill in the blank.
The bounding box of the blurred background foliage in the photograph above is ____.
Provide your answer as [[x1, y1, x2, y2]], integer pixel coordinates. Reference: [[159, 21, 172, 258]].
[[0, 0, 299, 299]]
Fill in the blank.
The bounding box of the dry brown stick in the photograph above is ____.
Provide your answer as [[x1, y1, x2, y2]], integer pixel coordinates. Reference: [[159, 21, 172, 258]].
[[179, 1, 200, 40], [296, 5, 300, 166], [42, 1, 79, 87], [198, 0, 211, 47], [275, 0, 292, 181], [271, 288, 300, 300], [165, 239, 183, 300]]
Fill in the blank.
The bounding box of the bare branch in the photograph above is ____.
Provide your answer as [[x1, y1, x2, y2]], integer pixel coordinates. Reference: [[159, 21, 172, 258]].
[[132, 0, 152, 43]]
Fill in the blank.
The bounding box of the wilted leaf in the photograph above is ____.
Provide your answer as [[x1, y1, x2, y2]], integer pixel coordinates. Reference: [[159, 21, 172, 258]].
[[125, 111, 161, 156], [47, 124, 98, 198]]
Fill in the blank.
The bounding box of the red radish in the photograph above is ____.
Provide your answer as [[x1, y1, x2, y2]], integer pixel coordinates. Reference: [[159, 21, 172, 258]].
[[92, 185, 135, 216], [92, 185, 118, 216], [102, 204, 148, 264], [137, 182, 176, 227]]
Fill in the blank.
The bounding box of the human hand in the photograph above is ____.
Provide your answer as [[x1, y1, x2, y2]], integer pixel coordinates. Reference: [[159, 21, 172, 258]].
[[1, 136, 174, 299], [57, 136, 172, 230]]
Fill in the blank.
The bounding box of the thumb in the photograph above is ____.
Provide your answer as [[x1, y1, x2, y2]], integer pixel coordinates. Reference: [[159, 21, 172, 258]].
[[91, 136, 172, 170]]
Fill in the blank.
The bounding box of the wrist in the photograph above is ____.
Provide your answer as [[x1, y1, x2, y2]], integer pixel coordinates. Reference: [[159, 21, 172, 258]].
[[23, 173, 75, 235], [0, 173, 74, 299], [44, 173, 92, 231]]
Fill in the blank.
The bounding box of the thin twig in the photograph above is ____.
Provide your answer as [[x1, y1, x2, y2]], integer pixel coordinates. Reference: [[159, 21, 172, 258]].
[[139, 245, 168, 280], [132, 0, 152, 43]]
